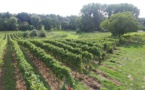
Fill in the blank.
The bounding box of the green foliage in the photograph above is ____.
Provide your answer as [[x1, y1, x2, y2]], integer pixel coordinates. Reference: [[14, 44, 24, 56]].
[[142, 27, 145, 31], [76, 29, 82, 34], [0, 16, 18, 31], [19, 22, 33, 30], [0, 3, 140, 32], [100, 19, 110, 30], [9, 16, 18, 30], [31, 40, 83, 72], [0, 40, 7, 67], [11, 40, 48, 90], [79, 3, 140, 32], [39, 30, 46, 37], [30, 29, 38, 37], [18, 40, 76, 87], [23, 30, 30, 38], [17, 12, 31, 24], [80, 3, 105, 32], [41, 18, 51, 30], [31, 14, 42, 30], [23, 30, 47, 38], [106, 3, 140, 18], [100, 12, 139, 37]]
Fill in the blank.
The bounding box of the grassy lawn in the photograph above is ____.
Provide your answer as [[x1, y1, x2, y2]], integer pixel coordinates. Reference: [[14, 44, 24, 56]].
[[46, 30, 111, 39], [98, 43, 145, 89]]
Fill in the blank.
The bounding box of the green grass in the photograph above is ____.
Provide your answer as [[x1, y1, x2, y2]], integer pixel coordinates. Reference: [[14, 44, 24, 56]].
[[98, 43, 145, 90], [46, 30, 79, 39], [45, 30, 111, 40], [2, 42, 16, 90], [118, 44, 145, 89]]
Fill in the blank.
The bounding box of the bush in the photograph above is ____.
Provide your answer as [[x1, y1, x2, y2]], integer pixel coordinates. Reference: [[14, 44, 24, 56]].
[[39, 30, 46, 37], [100, 12, 139, 37], [30, 29, 38, 37], [76, 29, 82, 34], [23, 30, 30, 38], [108, 48, 113, 54]]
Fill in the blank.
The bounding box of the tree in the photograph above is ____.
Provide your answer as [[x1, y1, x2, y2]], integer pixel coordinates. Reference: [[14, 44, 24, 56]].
[[100, 12, 139, 37], [0, 12, 12, 18], [31, 14, 42, 30], [100, 19, 110, 30], [19, 22, 33, 30], [9, 16, 18, 30], [80, 3, 106, 32], [67, 15, 78, 30], [41, 18, 51, 30], [105, 3, 140, 18], [138, 18, 145, 30], [17, 12, 31, 24]]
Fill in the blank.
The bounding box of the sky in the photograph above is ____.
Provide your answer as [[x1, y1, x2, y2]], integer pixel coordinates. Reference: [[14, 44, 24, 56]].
[[0, 0, 144, 17]]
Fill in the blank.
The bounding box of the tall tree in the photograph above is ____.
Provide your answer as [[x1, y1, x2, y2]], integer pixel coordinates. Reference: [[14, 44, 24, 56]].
[[17, 12, 31, 24], [9, 16, 18, 30], [41, 18, 51, 30], [106, 3, 140, 18], [31, 14, 42, 30], [100, 12, 139, 37], [18, 22, 33, 30], [0, 12, 12, 18], [80, 3, 106, 32], [67, 15, 78, 30]]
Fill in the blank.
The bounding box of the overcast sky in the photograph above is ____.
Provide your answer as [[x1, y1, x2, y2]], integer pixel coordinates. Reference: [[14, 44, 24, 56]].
[[0, 0, 144, 17]]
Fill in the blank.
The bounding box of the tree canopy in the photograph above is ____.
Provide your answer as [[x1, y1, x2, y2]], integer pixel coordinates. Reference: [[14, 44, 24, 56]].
[[105, 3, 140, 18], [0, 3, 141, 32], [80, 3, 106, 32], [79, 3, 140, 32], [100, 12, 139, 37], [0, 12, 78, 31]]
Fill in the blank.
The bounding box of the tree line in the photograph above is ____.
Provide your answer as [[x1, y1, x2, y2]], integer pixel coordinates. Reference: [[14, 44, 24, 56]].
[[0, 12, 78, 31], [0, 3, 144, 32]]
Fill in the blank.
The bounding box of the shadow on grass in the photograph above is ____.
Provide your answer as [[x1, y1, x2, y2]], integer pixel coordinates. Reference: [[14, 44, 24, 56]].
[[120, 41, 145, 48]]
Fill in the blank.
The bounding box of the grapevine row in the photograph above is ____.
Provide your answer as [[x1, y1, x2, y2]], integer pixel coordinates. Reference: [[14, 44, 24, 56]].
[[60, 38, 118, 52], [43, 40, 82, 54], [30, 40, 83, 72], [0, 37, 7, 66], [11, 40, 48, 90], [42, 40, 94, 67], [58, 40, 103, 59], [18, 40, 75, 87]]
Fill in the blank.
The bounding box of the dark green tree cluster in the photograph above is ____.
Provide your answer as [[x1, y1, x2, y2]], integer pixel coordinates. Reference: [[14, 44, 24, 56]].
[[100, 12, 139, 37], [0, 3, 141, 35], [138, 18, 145, 30], [0, 12, 78, 31], [79, 3, 140, 32]]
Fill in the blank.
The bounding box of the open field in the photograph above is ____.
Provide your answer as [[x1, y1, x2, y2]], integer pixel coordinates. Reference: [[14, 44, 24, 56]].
[[0, 31, 145, 90]]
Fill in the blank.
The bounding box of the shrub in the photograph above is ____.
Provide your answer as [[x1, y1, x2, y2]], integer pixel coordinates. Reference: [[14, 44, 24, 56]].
[[30, 29, 38, 37], [39, 30, 46, 37], [100, 12, 139, 37], [76, 29, 82, 34], [108, 48, 113, 54], [23, 30, 30, 38]]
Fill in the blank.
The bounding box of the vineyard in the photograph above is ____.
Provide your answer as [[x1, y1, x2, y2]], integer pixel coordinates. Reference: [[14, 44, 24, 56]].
[[0, 31, 145, 90]]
